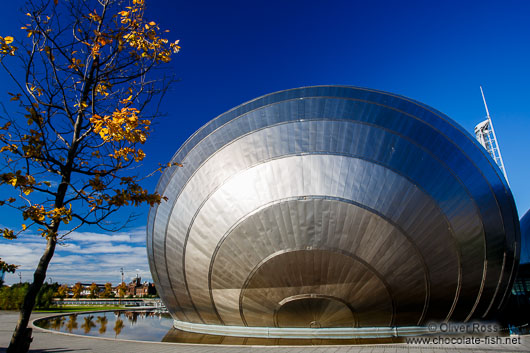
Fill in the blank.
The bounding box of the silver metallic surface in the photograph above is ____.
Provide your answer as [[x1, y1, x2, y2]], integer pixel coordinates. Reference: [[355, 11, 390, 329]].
[[147, 86, 520, 330], [172, 319, 432, 338]]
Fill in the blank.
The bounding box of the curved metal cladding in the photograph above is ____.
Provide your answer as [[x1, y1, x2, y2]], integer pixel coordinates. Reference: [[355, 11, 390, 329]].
[[147, 86, 520, 329], [520, 210, 530, 264]]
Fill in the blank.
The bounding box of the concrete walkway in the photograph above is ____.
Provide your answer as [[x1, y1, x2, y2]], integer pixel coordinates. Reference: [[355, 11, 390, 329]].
[[1, 311, 530, 352]]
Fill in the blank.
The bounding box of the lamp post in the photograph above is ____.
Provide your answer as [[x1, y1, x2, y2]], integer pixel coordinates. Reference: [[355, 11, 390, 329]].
[[120, 268, 124, 305]]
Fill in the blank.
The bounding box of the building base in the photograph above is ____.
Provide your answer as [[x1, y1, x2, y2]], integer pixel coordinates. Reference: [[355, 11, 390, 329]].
[[173, 320, 430, 339]]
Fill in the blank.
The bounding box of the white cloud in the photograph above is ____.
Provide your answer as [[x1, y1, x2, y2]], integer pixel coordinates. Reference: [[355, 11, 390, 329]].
[[64, 226, 146, 244], [1, 228, 152, 286], [2, 242, 45, 268], [68, 244, 140, 254]]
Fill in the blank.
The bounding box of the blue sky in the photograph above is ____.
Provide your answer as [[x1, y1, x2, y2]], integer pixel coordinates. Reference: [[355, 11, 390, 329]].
[[1, 0, 529, 285]]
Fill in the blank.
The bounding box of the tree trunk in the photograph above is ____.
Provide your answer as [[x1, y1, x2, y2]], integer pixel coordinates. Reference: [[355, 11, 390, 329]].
[[7, 236, 57, 353]]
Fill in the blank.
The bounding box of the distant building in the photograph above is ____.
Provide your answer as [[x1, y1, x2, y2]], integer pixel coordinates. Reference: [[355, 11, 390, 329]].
[[126, 276, 156, 297], [78, 283, 106, 297], [474, 86, 509, 183]]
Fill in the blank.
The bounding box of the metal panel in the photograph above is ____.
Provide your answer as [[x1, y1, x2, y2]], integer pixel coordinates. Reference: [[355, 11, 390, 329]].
[[147, 86, 519, 331]]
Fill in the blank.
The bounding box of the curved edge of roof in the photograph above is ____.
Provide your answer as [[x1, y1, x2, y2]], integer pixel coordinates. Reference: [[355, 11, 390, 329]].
[[152, 85, 511, 206], [167, 85, 460, 163]]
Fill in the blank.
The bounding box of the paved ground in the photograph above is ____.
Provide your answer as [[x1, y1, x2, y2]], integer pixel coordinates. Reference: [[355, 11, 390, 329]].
[[1, 311, 530, 352]]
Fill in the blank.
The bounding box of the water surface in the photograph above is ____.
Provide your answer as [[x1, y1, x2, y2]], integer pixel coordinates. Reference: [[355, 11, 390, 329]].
[[35, 310, 405, 345]]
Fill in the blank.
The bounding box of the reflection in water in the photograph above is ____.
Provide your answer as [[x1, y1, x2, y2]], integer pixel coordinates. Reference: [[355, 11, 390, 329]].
[[124, 311, 139, 324], [81, 315, 96, 334], [50, 316, 65, 330], [96, 316, 108, 334], [114, 318, 124, 337], [125, 310, 157, 323], [35, 310, 413, 346], [66, 315, 78, 333]]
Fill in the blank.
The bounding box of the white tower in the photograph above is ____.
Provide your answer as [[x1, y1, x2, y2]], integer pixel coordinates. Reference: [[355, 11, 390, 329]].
[[474, 86, 509, 184]]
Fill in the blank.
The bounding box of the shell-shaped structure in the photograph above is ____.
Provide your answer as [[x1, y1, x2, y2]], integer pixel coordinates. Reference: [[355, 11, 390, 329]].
[[147, 86, 520, 330]]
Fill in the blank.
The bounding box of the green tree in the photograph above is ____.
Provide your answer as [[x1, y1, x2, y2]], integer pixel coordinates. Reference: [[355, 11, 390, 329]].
[[0, 282, 56, 310], [0, 1, 180, 351], [35, 282, 57, 308], [0, 284, 29, 310]]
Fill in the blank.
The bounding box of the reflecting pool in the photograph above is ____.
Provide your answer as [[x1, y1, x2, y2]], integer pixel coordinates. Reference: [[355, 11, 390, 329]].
[[35, 311, 172, 342], [34, 310, 405, 345]]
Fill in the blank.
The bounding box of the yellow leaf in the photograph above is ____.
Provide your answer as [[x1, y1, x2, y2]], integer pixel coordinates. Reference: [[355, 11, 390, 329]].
[[23, 188, 32, 195], [22, 224, 27, 231], [149, 21, 156, 26], [4, 36, 14, 44]]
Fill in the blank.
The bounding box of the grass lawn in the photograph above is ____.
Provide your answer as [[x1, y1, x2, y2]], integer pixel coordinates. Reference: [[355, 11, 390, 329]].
[[34, 306, 126, 313]]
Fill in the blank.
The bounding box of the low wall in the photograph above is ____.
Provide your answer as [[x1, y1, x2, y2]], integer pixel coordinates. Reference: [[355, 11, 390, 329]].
[[52, 298, 162, 306]]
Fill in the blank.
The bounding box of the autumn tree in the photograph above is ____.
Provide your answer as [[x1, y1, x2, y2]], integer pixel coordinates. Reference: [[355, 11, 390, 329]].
[[116, 281, 127, 299], [55, 283, 68, 298], [100, 281, 113, 298], [81, 315, 96, 334], [96, 315, 108, 334], [0, 258, 18, 286], [0, 258, 18, 275], [88, 282, 98, 298], [0, 1, 180, 351], [113, 317, 124, 337], [65, 315, 78, 333], [71, 282, 83, 299], [50, 316, 65, 330]]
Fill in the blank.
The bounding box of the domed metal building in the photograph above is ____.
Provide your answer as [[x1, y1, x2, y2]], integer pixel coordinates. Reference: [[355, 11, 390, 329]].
[[147, 86, 520, 335]]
